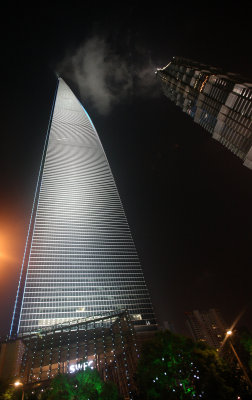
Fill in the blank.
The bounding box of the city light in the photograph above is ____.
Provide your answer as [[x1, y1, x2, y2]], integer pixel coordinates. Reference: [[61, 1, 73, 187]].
[[14, 380, 23, 387]]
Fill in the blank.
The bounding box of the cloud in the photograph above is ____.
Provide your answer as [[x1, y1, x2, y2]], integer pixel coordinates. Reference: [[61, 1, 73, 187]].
[[57, 36, 159, 115]]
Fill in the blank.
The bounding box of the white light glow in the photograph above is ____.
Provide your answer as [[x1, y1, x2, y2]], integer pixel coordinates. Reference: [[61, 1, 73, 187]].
[[69, 360, 93, 373]]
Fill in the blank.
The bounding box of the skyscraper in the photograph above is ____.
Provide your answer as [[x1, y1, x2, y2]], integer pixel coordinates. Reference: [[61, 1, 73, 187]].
[[10, 78, 156, 336], [186, 309, 227, 349], [156, 57, 252, 168]]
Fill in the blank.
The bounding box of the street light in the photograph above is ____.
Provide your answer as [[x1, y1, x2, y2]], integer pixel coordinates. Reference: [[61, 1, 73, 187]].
[[13, 380, 24, 400], [225, 330, 252, 390]]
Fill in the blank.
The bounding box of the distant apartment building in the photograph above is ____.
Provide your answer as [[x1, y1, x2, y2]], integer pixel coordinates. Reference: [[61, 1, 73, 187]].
[[162, 320, 176, 333], [186, 309, 227, 349], [156, 57, 252, 169]]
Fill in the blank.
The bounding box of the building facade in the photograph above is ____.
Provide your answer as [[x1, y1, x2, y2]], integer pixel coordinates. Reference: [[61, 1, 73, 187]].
[[10, 78, 156, 336], [1, 310, 149, 398], [156, 57, 252, 168], [185, 309, 227, 349]]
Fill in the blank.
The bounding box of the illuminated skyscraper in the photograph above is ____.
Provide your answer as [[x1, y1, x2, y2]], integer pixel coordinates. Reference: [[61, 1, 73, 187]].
[[10, 78, 156, 335], [156, 57, 252, 169]]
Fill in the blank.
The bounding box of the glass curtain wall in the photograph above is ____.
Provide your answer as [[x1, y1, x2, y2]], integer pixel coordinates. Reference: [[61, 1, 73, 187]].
[[11, 78, 156, 334]]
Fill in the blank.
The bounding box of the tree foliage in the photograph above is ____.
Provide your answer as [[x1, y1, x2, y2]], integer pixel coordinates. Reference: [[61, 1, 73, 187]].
[[45, 368, 119, 400], [1, 387, 21, 400], [0, 368, 120, 400], [47, 373, 74, 400], [238, 328, 252, 374], [136, 330, 251, 400], [0, 379, 22, 400]]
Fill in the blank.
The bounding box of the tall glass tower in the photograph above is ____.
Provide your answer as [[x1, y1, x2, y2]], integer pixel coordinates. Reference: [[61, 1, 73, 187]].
[[156, 57, 252, 169], [11, 78, 156, 335]]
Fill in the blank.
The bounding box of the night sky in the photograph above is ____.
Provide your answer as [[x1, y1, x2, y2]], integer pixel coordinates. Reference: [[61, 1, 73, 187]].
[[1, 3, 251, 338]]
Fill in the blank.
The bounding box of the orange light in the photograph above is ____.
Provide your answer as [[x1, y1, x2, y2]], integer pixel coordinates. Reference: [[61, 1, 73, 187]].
[[199, 76, 209, 92], [14, 380, 22, 387]]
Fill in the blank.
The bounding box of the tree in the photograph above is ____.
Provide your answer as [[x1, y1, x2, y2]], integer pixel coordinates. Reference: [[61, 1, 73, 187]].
[[235, 328, 252, 376], [0, 379, 22, 400], [73, 368, 103, 400], [47, 373, 74, 400], [100, 381, 120, 400], [45, 367, 120, 400], [136, 330, 251, 400], [0, 379, 8, 399]]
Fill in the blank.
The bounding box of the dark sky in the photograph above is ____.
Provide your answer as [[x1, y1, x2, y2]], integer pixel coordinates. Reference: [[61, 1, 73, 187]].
[[1, 3, 251, 337]]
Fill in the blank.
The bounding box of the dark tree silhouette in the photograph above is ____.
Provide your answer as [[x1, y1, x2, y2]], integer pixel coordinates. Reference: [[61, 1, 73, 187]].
[[136, 330, 251, 400]]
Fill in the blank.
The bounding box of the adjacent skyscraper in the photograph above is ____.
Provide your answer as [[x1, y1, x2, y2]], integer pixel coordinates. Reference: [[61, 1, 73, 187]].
[[10, 78, 156, 336], [156, 57, 252, 168]]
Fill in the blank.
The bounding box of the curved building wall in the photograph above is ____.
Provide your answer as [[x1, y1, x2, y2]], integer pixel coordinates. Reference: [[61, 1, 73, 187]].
[[12, 78, 155, 334]]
